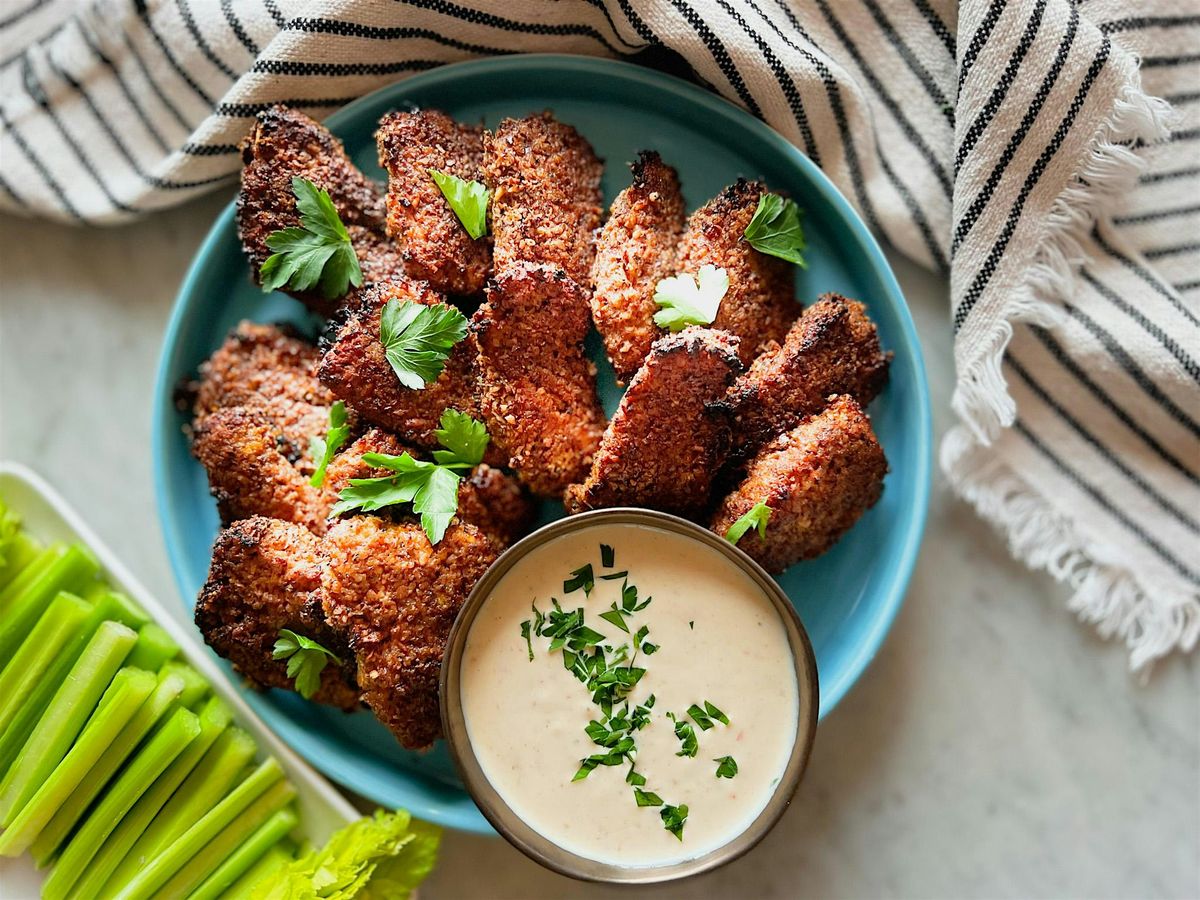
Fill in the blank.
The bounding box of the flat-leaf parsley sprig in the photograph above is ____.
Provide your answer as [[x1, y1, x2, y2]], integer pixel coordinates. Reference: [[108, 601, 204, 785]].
[[742, 193, 807, 267], [379, 298, 469, 390], [309, 400, 351, 488], [652, 265, 729, 331], [331, 409, 488, 545], [725, 501, 772, 545], [260, 177, 363, 298], [428, 169, 491, 240], [272, 629, 341, 699]]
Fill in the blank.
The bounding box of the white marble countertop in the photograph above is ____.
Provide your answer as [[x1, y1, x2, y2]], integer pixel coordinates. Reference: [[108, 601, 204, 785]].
[[1, 195, 1196, 899]]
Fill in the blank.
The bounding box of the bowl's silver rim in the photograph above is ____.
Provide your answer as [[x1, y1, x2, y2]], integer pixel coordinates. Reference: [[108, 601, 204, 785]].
[[440, 507, 820, 884]]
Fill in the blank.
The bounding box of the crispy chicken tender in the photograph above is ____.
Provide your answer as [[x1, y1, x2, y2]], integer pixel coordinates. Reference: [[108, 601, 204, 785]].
[[722, 294, 890, 453], [238, 106, 406, 315], [376, 110, 490, 296], [565, 328, 743, 518], [483, 113, 604, 286], [472, 262, 606, 497], [190, 321, 333, 459], [711, 396, 887, 572], [321, 518, 497, 749], [675, 179, 796, 363], [318, 279, 482, 450], [590, 152, 686, 382], [195, 517, 359, 710]]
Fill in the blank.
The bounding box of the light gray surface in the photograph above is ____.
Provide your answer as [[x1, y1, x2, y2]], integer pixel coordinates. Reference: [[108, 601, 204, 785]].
[[0, 195, 1196, 900]]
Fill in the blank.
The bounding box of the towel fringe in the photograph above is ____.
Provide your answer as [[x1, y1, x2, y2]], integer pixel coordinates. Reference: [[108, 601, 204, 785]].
[[941, 61, 1191, 671]]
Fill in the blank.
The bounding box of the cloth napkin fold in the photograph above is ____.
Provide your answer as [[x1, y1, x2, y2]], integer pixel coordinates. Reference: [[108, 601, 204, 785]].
[[2, 0, 1196, 669]]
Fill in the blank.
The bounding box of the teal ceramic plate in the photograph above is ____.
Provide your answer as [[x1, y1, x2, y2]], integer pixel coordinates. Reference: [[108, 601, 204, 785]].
[[153, 55, 931, 834]]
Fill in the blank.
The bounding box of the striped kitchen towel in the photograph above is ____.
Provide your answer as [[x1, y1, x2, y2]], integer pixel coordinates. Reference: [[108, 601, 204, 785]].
[[1, 0, 1196, 670]]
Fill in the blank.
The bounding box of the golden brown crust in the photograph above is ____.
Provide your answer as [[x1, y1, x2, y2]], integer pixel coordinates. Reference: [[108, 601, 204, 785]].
[[710, 396, 887, 572], [377, 110, 491, 295], [723, 294, 890, 453], [483, 113, 604, 287], [590, 152, 686, 382], [565, 328, 743, 518], [195, 517, 360, 709], [318, 279, 482, 450], [237, 106, 406, 315], [675, 180, 797, 363], [320, 518, 497, 749], [457, 464, 538, 550], [471, 262, 606, 497], [191, 321, 333, 458]]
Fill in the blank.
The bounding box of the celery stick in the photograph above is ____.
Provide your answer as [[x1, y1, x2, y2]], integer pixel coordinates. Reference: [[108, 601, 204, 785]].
[[160, 661, 208, 709], [0, 543, 64, 611], [223, 841, 296, 900], [125, 623, 179, 670], [0, 592, 91, 734], [0, 592, 146, 779], [41, 707, 202, 900], [31, 670, 187, 864], [0, 543, 99, 662], [0, 667, 155, 855], [0, 620, 137, 822], [194, 812, 298, 900], [72, 698, 232, 900], [0, 531, 42, 590], [107, 758, 285, 900], [154, 785, 297, 900], [101, 726, 258, 896]]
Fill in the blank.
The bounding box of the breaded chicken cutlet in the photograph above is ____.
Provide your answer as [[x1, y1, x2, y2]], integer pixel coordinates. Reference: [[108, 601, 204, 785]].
[[565, 328, 743, 518], [711, 396, 887, 572], [722, 294, 890, 454], [238, 106, 405, 315], [675, 180, 796, 363], [318, 278, 483, 451], [472, 262, 606, 497], [195, 517, 360, 710], [377, 109, 490, 296], [321, 517, 497, 749], [483, 113, 604, 287], [590, 152, 686, 382]]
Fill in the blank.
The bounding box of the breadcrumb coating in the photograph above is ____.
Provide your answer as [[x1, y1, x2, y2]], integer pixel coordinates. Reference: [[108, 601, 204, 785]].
[[723, 293, 890, 453], [195, 517, 360, 709], [237, 106, 406, 315], [675, 179, 797, 363], [565, 328, 743, 518], [711, 396, 887, 572], [483, 113, 604, 287], [321, 517, 497, 749], [377, 109, 491, 295], [590, 151, 686, 382], [471, 262, 606, 497]]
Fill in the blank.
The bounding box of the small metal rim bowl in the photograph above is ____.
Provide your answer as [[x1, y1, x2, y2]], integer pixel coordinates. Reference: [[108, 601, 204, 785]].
[[440, 508, 820, 885]]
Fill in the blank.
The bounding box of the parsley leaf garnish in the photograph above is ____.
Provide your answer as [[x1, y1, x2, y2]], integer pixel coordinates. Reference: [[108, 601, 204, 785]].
[[742, 193, 807, 267], [330, 410, 489, 544], [634, 788, 664, 807], [379, 299, 469, 390], [309, 401, 351, 488], [714, 756, 739, 779], [667, 712, 698, 758], [687, 700, 729, 730], [272, 628, 341, 699], [600, 544, 615, 568], [660, 804, 688, 841], [725, 501, 772, 545], [260, 177, 363, 298], [428, 169, 491, 240], [564, 564, 595, 596], [652, 265, 729, 331]]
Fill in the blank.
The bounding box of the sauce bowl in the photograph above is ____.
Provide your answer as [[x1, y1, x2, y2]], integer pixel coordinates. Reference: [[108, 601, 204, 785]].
[[441, 508, 819, 884]]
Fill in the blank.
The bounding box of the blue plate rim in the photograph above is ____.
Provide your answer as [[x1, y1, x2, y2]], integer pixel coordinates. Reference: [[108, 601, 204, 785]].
[[152, 53, 932, 831]]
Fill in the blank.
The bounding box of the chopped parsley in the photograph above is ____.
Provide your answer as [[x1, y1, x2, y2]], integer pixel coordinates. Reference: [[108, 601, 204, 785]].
[[667, 711, 699, 758], [660, 804, 689, 841], [600, 543, 615, 568], [260, 177, 363, 298], [725, 501, 772, 545], [742, 193, 807, 267], [563, 564, 594, 596], [272, 629, 341, 699], [714, 756, 739, 779], [309, 400, 351, 488], [428, 169, 491, 240], [379, 298, 469, 390], [652, 265, 729, 331], [687, 700, 730, 731]]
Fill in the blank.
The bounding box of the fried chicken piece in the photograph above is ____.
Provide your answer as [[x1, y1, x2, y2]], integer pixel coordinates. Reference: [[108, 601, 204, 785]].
[[711, 396, 887, 572], [376, 110, 490, 296], [483, 113, 604, 286], [195, 517, 359, 709], [190, 321, 333, 459], [318, 278, 482, 450], [472, 262, 606, 497], [238, 106, 406, 315], [722, 294, 890, 453], [565, 328, 743, 518], [321, 518, 497, 749], [675, 179, 796, 363], [590, 152, 686, 382]]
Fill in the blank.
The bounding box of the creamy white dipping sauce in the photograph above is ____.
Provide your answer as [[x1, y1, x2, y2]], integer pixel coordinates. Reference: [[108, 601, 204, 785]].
[[461, 523, 799, 868]]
